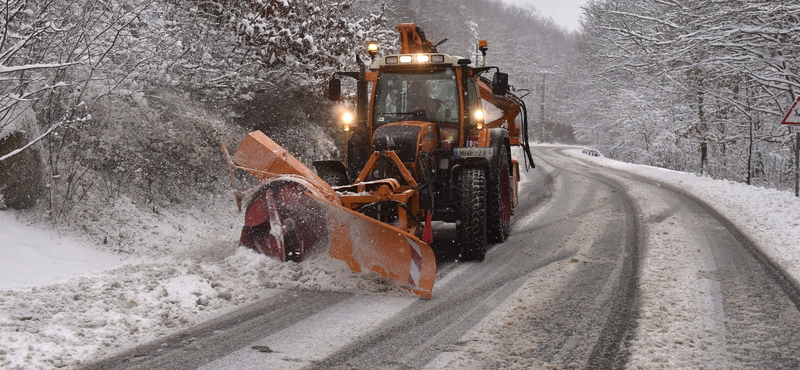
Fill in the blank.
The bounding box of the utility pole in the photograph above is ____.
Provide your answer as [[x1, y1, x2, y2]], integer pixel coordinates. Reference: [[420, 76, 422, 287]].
[[536, 70, 555, 143]]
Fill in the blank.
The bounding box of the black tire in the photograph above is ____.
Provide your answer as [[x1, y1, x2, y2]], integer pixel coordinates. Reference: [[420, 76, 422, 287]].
[[314, 161, 349, 187], [319, 171, 348, 187], [487, 144, 511, 242], [316, 168, 347, 187], [457, 167, 488, 261]]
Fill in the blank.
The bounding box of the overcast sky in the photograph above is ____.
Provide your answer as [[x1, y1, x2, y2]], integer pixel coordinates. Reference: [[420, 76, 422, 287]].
[[503, 0, 587, 33]]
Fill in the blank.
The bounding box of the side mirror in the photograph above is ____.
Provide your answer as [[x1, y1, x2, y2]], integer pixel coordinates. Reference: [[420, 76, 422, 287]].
[[328, 78, 341, 101], [492, 72, 509, 96]]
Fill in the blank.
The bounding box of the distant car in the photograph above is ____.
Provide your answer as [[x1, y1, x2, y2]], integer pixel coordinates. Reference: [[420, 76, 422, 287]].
[[582, 148, 602, 157]]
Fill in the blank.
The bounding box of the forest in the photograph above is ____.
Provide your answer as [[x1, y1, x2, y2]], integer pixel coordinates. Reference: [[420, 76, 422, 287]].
[[578, 0, 799, 188], [0, 0, 797, 232]]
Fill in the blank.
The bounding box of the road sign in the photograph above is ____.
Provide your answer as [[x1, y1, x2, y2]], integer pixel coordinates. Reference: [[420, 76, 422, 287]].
[[782, 96, 800, 125]]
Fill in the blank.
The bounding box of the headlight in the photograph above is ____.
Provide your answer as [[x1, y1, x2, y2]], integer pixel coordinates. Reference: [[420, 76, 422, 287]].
[[475, 110, 484, 130], [341, 111, 353, 132], [342, 111, 354, 124], [367, 41, 379, 57]]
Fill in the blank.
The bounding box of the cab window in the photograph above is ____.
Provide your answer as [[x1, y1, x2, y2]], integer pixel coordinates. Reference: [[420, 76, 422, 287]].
[[373, 70, 459, 126]]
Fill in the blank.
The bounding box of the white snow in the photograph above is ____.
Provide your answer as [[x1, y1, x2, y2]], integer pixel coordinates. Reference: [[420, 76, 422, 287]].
[[563, 148, 800, 287], [1, 146, 800, 369], [0, 212, 126, 290], [423, 146, 800, 369], [559, 148, 800, 368]]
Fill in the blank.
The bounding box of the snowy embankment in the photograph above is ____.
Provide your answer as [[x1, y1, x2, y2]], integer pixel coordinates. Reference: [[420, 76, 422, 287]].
[[1, 147, 799, 370], [0, 194, 407, 370]]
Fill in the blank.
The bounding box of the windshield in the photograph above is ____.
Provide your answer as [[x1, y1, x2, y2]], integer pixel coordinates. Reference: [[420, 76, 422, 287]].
[[373, 70, 459, 125]]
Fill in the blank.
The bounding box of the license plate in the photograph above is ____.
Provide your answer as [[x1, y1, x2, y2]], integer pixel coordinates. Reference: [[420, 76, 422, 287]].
[[454, 147, 494, 157]]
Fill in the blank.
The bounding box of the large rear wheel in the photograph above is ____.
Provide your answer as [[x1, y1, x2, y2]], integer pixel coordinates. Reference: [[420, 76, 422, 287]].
[[319, 170, 348, 187], [457, 167, 488, 261], [488, 145, 511, 242], [313, 160, 349, 187]]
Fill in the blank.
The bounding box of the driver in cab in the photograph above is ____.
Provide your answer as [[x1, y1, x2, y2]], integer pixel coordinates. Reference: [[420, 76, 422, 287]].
[[407, 81, 437, 120]]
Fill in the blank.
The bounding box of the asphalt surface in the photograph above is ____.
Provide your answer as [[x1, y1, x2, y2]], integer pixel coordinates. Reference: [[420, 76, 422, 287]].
[[81, 146, 800, 369]]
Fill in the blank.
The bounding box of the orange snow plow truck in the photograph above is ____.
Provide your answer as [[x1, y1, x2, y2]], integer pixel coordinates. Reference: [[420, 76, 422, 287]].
[[221, 24, 534, 299]]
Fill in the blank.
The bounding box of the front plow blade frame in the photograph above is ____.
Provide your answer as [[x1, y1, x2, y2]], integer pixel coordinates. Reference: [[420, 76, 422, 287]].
[[222, 131, 437, 299]]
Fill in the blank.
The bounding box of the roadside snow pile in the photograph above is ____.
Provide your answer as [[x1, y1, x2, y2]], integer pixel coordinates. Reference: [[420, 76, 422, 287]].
[[224, 247, 407, 295], [0, 212, 126, 290], [0, 195, 411, 370]]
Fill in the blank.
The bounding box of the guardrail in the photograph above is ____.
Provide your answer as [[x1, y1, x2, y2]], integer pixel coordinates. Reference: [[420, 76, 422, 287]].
[[582, 148, 602, 157]]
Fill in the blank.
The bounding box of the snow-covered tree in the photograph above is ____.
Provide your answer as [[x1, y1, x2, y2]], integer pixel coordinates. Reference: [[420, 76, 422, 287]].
[[577, 0, 799, 189]]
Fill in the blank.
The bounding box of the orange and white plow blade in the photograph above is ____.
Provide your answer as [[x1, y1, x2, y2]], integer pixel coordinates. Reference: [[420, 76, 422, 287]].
[[309, 192, 437, 299], [320, 194, 436, 299], [224, 131, 437, 299]]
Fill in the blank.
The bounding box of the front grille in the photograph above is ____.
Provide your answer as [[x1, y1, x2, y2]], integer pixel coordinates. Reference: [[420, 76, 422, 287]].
[[372, 125, 420, 162]]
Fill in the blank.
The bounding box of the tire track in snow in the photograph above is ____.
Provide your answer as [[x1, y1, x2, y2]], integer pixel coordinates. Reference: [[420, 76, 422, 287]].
[[545, 148, 643, 369]]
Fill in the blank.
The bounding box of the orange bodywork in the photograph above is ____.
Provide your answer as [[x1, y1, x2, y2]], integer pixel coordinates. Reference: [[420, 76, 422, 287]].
[[340, 152, 420, 235], [396, 23, 437, 54], [338, 120, 439, 235], [229, 132, 339, 202]]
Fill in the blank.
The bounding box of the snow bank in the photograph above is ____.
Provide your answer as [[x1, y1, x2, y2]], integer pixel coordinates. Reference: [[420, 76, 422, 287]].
[[0, 212, 126, 290]]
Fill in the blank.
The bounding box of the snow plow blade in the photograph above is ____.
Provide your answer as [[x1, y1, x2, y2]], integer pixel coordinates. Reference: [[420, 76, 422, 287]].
[[222, 131, 436, 299]]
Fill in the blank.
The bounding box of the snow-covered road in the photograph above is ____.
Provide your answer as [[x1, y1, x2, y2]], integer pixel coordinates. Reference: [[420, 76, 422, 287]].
[[2, 145, 800, 369]]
